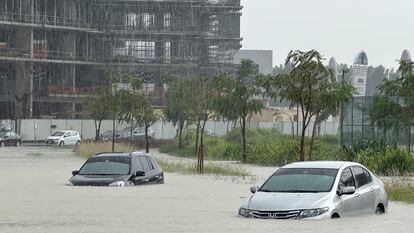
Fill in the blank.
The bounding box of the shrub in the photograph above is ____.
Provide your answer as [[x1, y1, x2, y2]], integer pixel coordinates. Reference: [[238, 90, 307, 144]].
[[356, 147, 414, 175]]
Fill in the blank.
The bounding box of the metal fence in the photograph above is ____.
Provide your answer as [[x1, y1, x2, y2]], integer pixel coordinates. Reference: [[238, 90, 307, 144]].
[[341, 96, 413, 149]]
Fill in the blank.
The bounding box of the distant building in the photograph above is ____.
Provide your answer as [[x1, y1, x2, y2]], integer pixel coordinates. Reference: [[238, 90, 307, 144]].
[[233, 50, 273, 75], [401, 49, 412, 62], [352, 51, 369, 96]]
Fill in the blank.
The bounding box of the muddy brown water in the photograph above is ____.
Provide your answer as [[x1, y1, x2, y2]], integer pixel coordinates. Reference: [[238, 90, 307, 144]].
[[0, 146, 413, 233]]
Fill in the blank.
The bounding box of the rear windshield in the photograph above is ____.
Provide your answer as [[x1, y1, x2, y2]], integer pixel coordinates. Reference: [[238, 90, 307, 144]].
[[79, 156, 131, 175], [260, 168, 338, 193]]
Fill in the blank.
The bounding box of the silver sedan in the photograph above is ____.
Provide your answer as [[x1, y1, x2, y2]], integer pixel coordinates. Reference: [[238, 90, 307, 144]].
[[239, 161, 388, 219]]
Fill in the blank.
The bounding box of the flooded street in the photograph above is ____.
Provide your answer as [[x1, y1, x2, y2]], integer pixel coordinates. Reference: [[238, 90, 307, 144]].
[[0, 146, 413, 233]]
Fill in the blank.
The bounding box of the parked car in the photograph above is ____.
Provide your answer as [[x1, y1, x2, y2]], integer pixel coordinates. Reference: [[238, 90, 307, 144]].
[[45, 130, 81, 146], [238, 161, 388, 219], [99, 130, 129, 142], [66, 152, 164, 186], [132, 127, 155, 139], [0, 131, 21, 147], [204, 129, 216, 136]]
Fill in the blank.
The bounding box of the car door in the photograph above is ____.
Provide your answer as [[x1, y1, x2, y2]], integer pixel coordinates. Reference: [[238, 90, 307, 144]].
[[131, 156, 147, 185], [4, 132, 12, 145], [62, 132, 71, 144], [132, 156, 154, 185], [338, 167, 359, 217], [351, 166, 376, 214]]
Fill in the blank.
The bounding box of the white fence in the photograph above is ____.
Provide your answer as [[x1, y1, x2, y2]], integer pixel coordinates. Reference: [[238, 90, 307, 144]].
[[1, 119, 339, 141]]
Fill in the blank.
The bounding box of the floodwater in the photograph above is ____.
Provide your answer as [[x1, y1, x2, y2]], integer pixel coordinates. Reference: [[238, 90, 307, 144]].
[[0, 146, 413, 233]]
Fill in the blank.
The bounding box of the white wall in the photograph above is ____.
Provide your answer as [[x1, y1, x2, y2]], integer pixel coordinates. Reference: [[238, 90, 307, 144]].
[[14, 119, 339, 141]]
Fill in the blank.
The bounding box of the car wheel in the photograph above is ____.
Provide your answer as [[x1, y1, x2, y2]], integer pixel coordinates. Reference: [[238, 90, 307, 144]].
[[375, 206, 384, 215], [59, 141, 64, 147], [75, 141, 81, 147], [15, 140, 20, 147], [331, 213, 340, 219], [0, 142, 4, 147]]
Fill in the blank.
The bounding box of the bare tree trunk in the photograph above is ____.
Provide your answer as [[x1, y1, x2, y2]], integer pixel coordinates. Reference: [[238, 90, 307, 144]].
[[178, 121, 184, 149], [145, 125, 150, 153], [309, 114, 319, 161], [299, 118, 307, 161], [197, 118, 207, 174], [407, 126, 411, 154], [129, 120, 134, 146], [241, 113, 247, 163], [195, 119, 200, 155]]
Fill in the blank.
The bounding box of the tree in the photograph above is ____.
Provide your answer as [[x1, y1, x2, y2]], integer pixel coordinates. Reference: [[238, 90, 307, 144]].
[[136, 95, 159, 153], [186, 77, 217, 174], [116, 77, 159, 153], [378, 60, 414, 153], [368, 95, 402, 142], [214, 60, 265, 163], [262, 50, 354, 161], [83, 88, 110, 141], [164, 79, 194, 149]]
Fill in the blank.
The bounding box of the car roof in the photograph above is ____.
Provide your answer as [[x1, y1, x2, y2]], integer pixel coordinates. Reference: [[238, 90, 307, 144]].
[[282, 161, 360, 169], [92, 151, 151, 158]]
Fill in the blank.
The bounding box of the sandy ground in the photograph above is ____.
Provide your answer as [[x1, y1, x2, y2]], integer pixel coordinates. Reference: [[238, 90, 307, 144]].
[[0, 146, 414, 233]]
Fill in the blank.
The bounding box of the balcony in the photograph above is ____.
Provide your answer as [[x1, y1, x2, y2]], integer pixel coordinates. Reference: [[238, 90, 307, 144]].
[[0, 12, 98, 31]]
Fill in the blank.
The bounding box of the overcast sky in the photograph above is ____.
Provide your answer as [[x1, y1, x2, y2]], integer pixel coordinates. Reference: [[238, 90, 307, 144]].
[[241, 0, 414, 69]]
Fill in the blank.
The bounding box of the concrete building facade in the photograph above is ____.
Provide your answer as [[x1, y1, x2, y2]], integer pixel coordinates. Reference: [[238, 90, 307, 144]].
[[0, 0, 242, 120]]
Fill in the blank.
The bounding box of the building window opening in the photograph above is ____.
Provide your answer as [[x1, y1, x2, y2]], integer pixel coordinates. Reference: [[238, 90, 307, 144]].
[[165, 42, 171, 63], [164, 13, 171, 31], [143, 13, 155, 30], [208, 15, 219, 34]]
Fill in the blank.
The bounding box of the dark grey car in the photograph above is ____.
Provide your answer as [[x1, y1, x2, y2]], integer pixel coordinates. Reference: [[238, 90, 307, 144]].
[[67, 152, 164, 186]]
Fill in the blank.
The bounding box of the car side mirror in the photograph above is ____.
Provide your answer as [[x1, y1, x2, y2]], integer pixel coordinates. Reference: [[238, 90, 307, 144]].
[[338, 186, 355, 196], [135, 171, 145, 177], [250, 186, 259, 194], [72, 170, 79, 176]]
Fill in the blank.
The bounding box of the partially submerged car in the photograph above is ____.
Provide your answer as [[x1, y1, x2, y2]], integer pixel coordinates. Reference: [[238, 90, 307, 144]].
[[239, 161, 387, 219], [66, 152, 164, 186]]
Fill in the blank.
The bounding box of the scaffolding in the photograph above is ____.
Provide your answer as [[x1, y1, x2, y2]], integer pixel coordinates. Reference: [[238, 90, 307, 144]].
[[0, 0, 242, 119]]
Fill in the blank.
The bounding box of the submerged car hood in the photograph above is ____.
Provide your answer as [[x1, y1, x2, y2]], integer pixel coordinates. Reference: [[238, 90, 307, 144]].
[[247, 191, 332, 211], [69, 174, 130, 186]]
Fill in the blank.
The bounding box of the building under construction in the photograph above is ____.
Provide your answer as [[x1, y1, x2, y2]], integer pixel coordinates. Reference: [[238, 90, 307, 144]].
[[0, 0, 242, 119]]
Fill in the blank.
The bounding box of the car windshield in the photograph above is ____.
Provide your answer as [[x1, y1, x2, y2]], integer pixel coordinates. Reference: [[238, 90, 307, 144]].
[[51, 131, 65, 136], [260, 168, 338, 193], [79, 156, 131, 175]]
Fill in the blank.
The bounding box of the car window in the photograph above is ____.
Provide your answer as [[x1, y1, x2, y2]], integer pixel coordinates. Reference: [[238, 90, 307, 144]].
[[147, 157, 157, 169], [352, 166, 371, 188], [135, 157, 144, 171], [139, 156, 151, 172], [338, 167, 355, 189]]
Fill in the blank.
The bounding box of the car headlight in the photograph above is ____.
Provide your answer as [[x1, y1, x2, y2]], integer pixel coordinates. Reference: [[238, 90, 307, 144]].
[[239, 208, 252, 217], [65, 180, 73, 186], [297, 207, 329, 219], [109, 181, 125, 187]]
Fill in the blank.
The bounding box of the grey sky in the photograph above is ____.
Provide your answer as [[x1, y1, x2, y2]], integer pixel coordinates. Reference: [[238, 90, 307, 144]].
[[241, 0, 414, 69]]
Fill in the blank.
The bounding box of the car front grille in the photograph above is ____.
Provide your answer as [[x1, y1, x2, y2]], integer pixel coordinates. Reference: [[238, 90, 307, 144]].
[[251, 210, 300, 219]]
